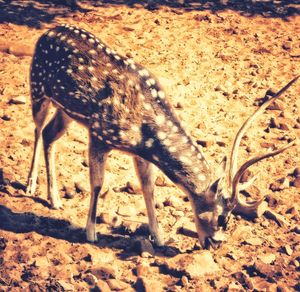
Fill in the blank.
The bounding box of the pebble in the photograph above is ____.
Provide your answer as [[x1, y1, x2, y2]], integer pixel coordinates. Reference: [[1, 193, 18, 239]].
[[135, 238, 155, 257], [84, 273, 98, 286], [8, 95, 27, 105], [269, 177, 289, 192], [117, 205, 137, 217], [293, 167, 300, 178], [232, 271, 253, 290], [74, 182, 87, 193], [136, 277, 160, 292], [136, 262, 150, 277], [8, 43, 33, 56], [244, 237, 263, 246], [99, 212, 121, 227], [240, 169, 252, 183], [293, 178, 300, 189], [267, 101, 285, 111], [106, 279, 131, 290], [196, 139, 214, 147], [164, 251, 219, 278], [95, 279, 111, 292], [258, 253, 276, 264], [155, 175, 168, 187], [89, 265, 116, 280], [279, 123, 289, 131], [283, 245, 293, 256], [63, 186, 75, 199]]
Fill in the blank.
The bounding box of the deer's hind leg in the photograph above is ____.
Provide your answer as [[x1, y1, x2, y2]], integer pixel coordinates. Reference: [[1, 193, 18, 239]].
[[42, 109, 71, 209], [133, 157, 164, 246], [27, 97, 51, 196]]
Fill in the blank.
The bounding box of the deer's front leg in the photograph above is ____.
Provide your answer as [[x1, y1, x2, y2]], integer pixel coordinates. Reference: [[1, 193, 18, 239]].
[[134, 157, 164, 246], [86, 135, 110, 242]]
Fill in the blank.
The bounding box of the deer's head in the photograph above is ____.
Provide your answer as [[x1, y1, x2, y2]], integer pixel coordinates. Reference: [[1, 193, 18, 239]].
[[193, 76, 298, 249]]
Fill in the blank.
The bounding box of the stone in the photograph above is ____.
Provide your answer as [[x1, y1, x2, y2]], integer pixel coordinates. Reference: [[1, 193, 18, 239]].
[[96, 279, 111, 292], [8, 95, 27, 105], [279, 123, 289, 131], [293, 177, 300, 189], [293, 167, 300, 178], [136, 262, 150, 277], [135, 277, 161, 292], [89, 265, 116, 280], [283, 245, 293, 256], [196, 139, 214, 147], [134, 238, 155, 257], [164, 251, 219, 278], [244, 237, 263, 246], [267, 101, 285, 111], [63, 186, 75, 199], [258, 253, 276, 264], [106, 279, 131, 290], [74, 182, 87, 193], [232, 271, 253, 290], [269, 177, 289, 192], [8, 43, 33, 56], [117, 205, 137, 217], [99, 212, 121, 227], [83, 273, 98, 286]]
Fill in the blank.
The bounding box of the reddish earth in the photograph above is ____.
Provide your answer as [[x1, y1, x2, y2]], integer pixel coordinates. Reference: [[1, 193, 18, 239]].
[[0, 1, 299, 291]]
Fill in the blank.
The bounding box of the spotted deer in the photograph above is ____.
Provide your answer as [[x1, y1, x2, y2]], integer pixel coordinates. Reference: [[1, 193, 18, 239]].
[[26, 24, 298, 249]]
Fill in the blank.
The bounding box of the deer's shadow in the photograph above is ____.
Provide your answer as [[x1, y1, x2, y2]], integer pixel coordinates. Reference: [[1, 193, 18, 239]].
[[0, 203, 182, 259]]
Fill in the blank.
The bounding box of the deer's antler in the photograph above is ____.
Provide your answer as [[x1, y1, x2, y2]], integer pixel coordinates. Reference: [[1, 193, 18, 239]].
[[228, 76, 299, 212]]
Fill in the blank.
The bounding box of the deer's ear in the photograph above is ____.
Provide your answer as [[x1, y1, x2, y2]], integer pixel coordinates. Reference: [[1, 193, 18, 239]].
[[208, 178, 223, 195], [215, 156, 227, 178]]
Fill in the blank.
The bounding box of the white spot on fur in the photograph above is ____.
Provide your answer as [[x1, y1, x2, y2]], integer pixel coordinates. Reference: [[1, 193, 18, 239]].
[[151, 89, 158, 98], [157, 131, 167, 140], [145, 138, 154, 148], [156, 115, 165, 125]]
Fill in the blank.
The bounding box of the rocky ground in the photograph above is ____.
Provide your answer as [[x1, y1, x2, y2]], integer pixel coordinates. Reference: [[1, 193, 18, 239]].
[[0, 0, 299, 291]]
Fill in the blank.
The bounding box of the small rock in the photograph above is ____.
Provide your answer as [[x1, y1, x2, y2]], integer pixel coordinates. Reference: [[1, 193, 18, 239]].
[[1, 114, 11, 121], [270, 117, 280, 128], [269, 177, 289, 192], [174, 102, 183, 109], [293, 177, 300, 189], [136, 262, 150, 277], [216, 140, 226, 147], [232, 271, 253, 290], [293, 167, 300, 178], [63, 186, 75, 199], [196, 139, 214, 147], [121, 220, 140, 234], [117, 205, 137, 217], [282, 42, 291, 50], [8, 95, 27, 105], [98, 212, 121, 227], [134, 238, 155, 257], [74, 182, 87, 193], [267, 101, 285, 111], [95, 279, 111, 292], [9, 44, 33, 56], [164, 251, 219, 278], [163, 196, 183, 208], [83, 273, 98, 286], [283, 245, 293, 256], [279, 123, 289, 131], [244, 237, 263, 246], [240, 169, 252, 183], [258, 253, 276, 264], [181, 275, 189, 287], [89, 265, 116, 280], [260, 142, 275, 149], [155, 175, 168, 187], [106, 279, 131, 290], [136, 277, 160, 292]]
